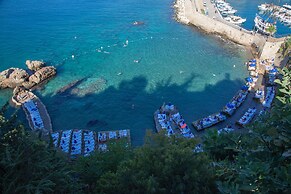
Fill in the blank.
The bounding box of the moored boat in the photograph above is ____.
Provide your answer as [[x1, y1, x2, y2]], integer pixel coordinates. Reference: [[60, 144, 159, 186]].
[[254, 15, 277, 36]]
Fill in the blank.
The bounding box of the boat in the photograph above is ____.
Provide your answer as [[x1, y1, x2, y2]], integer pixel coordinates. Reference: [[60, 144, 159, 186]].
[[192, 112, 227, 131], [254, 15, 277, 36], [283, 4, 291, 10], [258, 4, 271, 12], [154, 103, 194, 138], [228, 16, 246, 25]]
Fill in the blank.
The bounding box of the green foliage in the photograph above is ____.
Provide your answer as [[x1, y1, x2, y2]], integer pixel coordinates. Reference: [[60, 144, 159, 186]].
[[94, 132, 216, 194], [279, 37, 291, 57], [0, 110, 78, 194], [205, 66, 291, 193], [266, 25, 276, 35], [73, 140, 132, 192]]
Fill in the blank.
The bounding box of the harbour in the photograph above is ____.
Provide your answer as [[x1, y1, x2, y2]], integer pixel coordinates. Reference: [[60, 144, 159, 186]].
[[0, 0, 289, 145]]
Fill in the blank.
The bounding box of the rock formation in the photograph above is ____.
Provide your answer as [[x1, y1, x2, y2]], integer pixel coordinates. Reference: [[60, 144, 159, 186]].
[[1, 60, 57, 106], [26, 60, 45, 71], [0, 68, 29, 89], [26, 66, 56, 89]]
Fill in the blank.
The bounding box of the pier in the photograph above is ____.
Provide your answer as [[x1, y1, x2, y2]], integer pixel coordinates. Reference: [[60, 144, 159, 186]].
[[22, 95, 53, 136], [183, 0, 287, 57]]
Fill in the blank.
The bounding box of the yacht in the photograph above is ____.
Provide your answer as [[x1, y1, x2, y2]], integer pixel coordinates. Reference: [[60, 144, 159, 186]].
[[283, 4, 291, 10], [258, 3, 271, 12], [254, 15, 277, 36], [226, 16, 246, 25]]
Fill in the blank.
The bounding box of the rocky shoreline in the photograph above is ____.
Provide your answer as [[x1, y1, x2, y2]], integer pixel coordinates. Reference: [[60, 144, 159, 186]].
[[0, 60, 56, 105], [173, 0, 189, 25]]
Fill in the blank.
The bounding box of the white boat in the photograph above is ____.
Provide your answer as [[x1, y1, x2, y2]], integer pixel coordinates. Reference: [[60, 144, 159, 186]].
[[254, 15, 277, 36], [258, 4, 270, 12], [283, 4, 291, 10], [228, 16, 246, 25]]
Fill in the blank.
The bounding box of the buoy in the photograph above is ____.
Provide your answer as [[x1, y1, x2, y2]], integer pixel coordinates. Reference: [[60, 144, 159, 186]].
[[72, 55, 75, 59], [212, 73, 216, 77], [233, 65, 236, 67]]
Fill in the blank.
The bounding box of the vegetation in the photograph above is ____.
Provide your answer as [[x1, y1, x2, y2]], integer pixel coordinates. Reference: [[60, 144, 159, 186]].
[[0, 66, 290, 193], [266, 25, 277, 35], [279, 37, 291, 57], [0, 106, 78, 194]]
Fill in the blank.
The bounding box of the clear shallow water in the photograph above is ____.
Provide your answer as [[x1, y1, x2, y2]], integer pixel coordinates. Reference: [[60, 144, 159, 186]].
[[228, 0, 291, 37], [0, 0, 250, 145]]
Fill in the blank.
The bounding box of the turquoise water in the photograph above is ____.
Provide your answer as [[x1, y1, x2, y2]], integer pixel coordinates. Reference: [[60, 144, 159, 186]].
[[228, 0, 291, 37], [0, 0, 250, 145]]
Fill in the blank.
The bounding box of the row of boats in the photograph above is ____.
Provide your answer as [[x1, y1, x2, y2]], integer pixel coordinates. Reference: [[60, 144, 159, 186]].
[[258, 3, 291, 28], [51, 129, 131, 157], [214, 0, 246, 25]]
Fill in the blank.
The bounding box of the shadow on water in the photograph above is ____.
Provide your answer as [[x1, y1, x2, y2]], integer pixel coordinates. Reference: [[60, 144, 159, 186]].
[[32, 73, 244, 145]]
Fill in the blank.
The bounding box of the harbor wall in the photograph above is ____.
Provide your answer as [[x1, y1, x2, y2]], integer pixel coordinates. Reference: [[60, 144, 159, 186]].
[[184, 0, 265, 47], [183, 0, 287, 58]]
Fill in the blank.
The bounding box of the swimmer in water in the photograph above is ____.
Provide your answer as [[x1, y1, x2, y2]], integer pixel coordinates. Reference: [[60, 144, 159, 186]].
[[72, 55, 75, 59], [123, 39, 129, 47], [133, 57, 142, 63]]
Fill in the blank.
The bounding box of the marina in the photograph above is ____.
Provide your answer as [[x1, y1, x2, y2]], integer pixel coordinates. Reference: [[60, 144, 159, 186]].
[[258, 3, 291, 28]]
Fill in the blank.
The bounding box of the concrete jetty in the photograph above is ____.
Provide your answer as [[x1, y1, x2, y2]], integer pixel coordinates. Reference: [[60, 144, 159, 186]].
[[177, 0, 287, 57]]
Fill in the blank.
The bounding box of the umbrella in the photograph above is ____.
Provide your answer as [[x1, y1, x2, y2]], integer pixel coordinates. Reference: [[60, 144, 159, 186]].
[[241, 85, 249, 91], [227, 103, 235, 109], [269, 68, 278, 74], [246, 77, 253, 83], [181, 123, 187, 129]]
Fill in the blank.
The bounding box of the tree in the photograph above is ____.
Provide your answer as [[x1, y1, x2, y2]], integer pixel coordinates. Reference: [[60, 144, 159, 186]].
[[95, 131, 217, 194], [207, 66, 291, 193], [266, 25, 276, 36], [73, 139, 132, 193], [0, 109, 78, 194]]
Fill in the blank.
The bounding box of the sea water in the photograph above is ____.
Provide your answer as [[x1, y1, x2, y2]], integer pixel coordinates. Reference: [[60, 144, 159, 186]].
[[0, 0, 252, 145], [228, 0, 291, 37]]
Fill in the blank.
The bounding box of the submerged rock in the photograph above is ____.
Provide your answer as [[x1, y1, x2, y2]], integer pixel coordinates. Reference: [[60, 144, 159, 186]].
[[70, 77, 107, 97], [86, 119, 108, 127], [26, 60, 45, 71], [56, 77, 87, 95], [0, 68, 29, 89]]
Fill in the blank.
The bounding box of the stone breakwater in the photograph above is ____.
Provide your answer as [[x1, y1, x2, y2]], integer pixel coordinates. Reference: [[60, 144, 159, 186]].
[[173, 0, 189, 25], [172, 0, 287, 58]]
